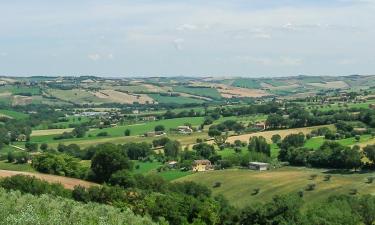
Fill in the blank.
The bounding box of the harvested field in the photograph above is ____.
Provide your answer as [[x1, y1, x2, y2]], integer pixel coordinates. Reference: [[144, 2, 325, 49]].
[[216, 84, 269, 98], [93, 90, 154, 104], [31, 128, 74, 136], [218, 125, 334, 144], [0, 170, 96, 189], [307, 81, 349, 89], [12, 95, 33, 106]]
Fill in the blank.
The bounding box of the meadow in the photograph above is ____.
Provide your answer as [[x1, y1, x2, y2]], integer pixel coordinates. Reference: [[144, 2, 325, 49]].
[[176, 167, 375, 208], [0, 109, 28, 119]]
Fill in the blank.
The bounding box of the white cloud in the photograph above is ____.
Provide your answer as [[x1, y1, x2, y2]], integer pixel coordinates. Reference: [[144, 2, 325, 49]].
[[88, 53, 101, 61], [177, 23, 198, 31], [173, 38, 185, 50]]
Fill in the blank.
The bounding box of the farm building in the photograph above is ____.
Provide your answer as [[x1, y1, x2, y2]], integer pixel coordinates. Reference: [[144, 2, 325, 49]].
[[177, 126, 193, 134], [16, 134, 27, 142], [253, 122, 266, 130], [144, 131, 165, 137], [167, 161, 178, 168], [192, 160, 213, 172], [249, 162, 269, 171]]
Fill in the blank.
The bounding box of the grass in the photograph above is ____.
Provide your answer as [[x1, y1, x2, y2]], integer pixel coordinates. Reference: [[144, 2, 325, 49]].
[[148, 94, 206, 104], [159, 170, 192, 181], [304, 135, 374, 150], [173, 86, 222, 99], [31, 117, 205, 143], [0, 85, 41, 95], [0, 109, 28, 119], [176, 167, 375, 208], [133, 161, 162, 174], [0, 161, 35, 172]]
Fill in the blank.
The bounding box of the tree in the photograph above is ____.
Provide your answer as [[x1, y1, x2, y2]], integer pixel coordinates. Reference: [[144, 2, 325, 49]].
[[164, 140, 181, 158], [248, 136, 271, 157], [271, 134, 281, 144], [154, 125, 165, 132], [25, 142, 38, 152], [364, 144, 375, 163], [91, 143, 133, 182], [193, 143, 215, 159], [123, 142, 151, 160], [124, 129, 131, 136], [109, 169, 136, 188], [40, 143, 48, 151]]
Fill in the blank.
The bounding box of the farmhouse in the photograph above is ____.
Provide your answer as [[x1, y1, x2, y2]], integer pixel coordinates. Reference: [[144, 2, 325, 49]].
[[16, 134, 27, 142], [177, 126, 193, 134], [249, 162, 269, 171], [253, 122, 266, 130], [192, 160, 213, 172], [144, 131, 165, 137]]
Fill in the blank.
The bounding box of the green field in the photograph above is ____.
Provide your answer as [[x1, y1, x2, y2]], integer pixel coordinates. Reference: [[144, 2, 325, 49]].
[[0, 161, 35, 172], [0, 109, 28, 119], [173, 86, 222, 99], [304, 135, 374, 150], [31, 117, 206, 144], [0, 85, 41, 95], [148, 94, 206, 104], [232, 79, 262, 89], [176, 167, 375, 208]]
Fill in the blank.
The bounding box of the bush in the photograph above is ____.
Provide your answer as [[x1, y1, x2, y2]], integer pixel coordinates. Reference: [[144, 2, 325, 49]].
[[213, 182, 221, 188], [324, 175, 332, 181], [305, 183, 316, 191]]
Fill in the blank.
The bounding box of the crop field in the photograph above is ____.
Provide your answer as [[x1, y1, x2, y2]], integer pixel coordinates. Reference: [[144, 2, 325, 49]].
[[148, 94, 206, 104], [232, 79, 262, 89], [47, 88, 109, 104], [223, 125, 334, 143], [177, 167, 375, 208], [173, 86, 222, 99]]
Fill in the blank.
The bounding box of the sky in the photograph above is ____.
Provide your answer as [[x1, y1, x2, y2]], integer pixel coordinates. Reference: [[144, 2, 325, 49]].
[[0, 0, 374, 77]]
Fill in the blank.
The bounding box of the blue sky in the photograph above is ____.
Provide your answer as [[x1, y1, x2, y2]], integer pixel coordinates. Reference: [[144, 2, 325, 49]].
[[0, 0, 374, 77]]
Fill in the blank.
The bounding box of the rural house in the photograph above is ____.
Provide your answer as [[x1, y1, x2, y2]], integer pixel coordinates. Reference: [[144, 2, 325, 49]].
[[253, 122, 266, 130], [16, 134, 27, 142], [177, 125, 193, 134], [249, 162, 269, 171], [192, 160, 213, 172]]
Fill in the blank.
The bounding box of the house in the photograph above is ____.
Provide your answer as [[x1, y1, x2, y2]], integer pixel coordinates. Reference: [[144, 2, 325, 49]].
[[144, 131, 166, 137], [253, 122, 266, 130], [167, 161, 178, 168], [16, 134, 27, 142], [142, 116, 157, 121], [177, 126, 193, 134], [192, 160, 213, 172], [248, 162, 269, 171]]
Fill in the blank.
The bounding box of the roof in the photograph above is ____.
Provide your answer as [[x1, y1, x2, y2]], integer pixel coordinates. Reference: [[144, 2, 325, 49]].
[[249, 162, 269, 166], [193, 160, 211, 165]]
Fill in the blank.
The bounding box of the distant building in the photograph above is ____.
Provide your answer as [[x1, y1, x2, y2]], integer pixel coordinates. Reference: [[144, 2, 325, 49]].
[[192, 160, 213, 172], [253, 122, 266, 130], [167, 161, 178, 168], [144, 131, 165, 137], [177, 126, 193, 134], [16, 134, 27, 142], [142, 116, 157, 121], [248, 162, 269, 171]]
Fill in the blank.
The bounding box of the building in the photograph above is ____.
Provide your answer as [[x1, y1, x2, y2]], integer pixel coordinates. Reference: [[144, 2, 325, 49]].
[[167, 161, 178, 168], [16, 134, 27, 142], [144, 131, 166, 137], [253, 122, 266, 130], [177, 126, 193, 134], [192, 160, 213, 172], [369, 104, 375, 109], [249, 162, 269, 171]]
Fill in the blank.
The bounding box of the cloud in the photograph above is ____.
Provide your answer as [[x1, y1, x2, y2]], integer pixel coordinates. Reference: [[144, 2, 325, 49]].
[[177, 23, 198, 31], [88, 53, 101, 61], [236, 56, 302, 66], [173, 38, 185, 50]]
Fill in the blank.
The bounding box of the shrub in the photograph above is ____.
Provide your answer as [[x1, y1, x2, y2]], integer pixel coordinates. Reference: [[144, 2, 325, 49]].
[[306, 183, 316, 191], [324, 175, 332, 181], [213, 182, 221, 188]]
